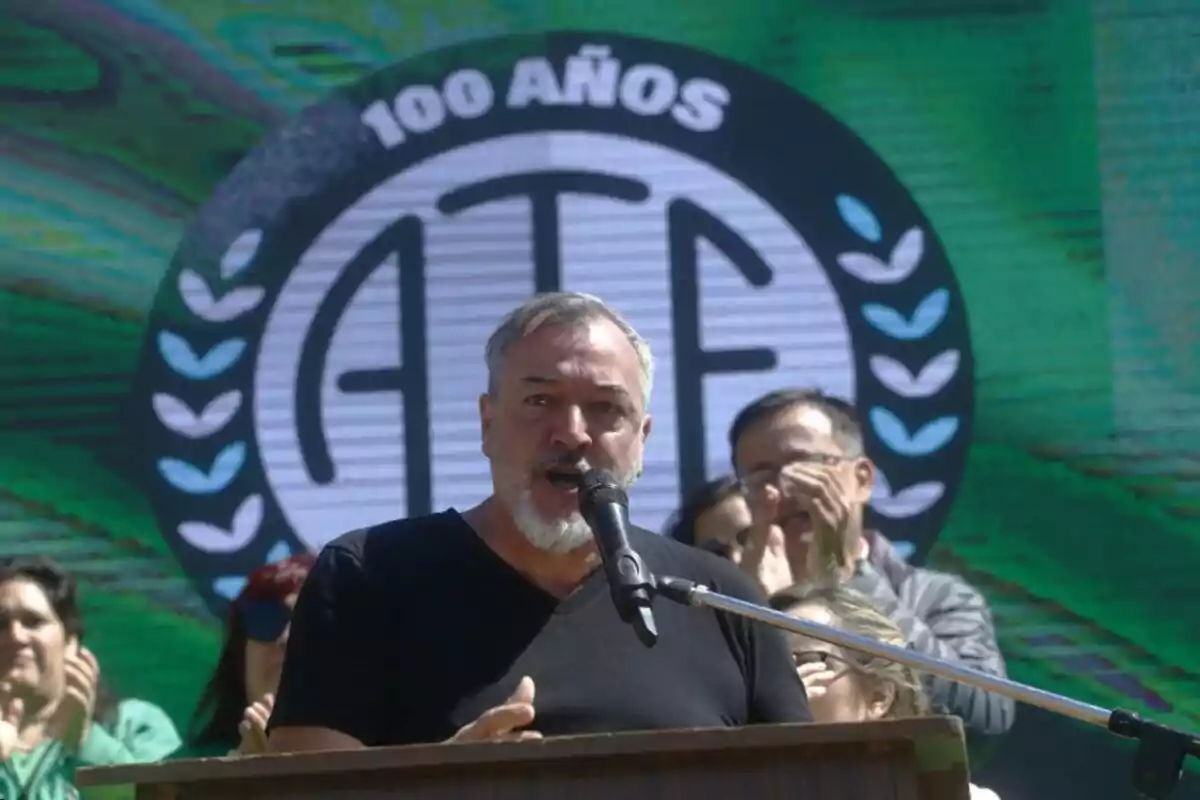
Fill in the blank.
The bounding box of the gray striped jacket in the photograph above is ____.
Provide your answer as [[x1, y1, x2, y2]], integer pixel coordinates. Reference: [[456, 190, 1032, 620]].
[[845, 531, 1016, 736]]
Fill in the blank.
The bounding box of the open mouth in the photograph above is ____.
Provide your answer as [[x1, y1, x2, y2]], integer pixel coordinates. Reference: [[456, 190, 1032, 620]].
[[542, 469, 583, 490], [11, 650, 36, 667]]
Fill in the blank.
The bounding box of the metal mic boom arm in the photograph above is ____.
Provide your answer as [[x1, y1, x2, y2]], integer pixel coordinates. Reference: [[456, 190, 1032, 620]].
[[654, 576, 1200, 800]]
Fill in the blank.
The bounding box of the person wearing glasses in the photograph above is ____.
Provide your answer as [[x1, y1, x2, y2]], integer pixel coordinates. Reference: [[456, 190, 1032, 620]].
[[728, 389, 1014, 737], [183, 554, 315, 758], [771, 583, 1002, 800], [664, 476, 753, 562]]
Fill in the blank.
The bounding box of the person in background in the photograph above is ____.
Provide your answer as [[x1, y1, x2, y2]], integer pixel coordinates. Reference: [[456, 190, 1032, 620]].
[[729, 388, 1015, 736], [664, 475, 752, 562], [183, 554, 315, 758], [771, 583, 1003, 800], [0, 557, 181, 799]]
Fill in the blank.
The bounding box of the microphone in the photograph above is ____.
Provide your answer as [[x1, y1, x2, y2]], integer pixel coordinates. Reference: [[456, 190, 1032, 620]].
[[579, 468, 658, 648]]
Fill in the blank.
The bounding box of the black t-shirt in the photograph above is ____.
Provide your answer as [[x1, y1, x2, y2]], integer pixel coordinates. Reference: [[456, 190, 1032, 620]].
[[269, 510, 811, 746]]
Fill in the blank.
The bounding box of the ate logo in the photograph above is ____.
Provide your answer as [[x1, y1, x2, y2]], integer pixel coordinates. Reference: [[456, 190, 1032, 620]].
[[130, 32, 975, 615]]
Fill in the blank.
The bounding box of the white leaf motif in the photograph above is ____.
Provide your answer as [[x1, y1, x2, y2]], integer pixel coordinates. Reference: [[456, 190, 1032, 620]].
[[837, 226, 924, 284], [870, 470, 944, 518], [177, 494, 263, 553], [836, 252, 889, 282], [152, 391, 242, 438], [870, 351, 960, 398], [178, 270, 265, 323], [221, 229, 263, 279], [889, 226, 924, 276]]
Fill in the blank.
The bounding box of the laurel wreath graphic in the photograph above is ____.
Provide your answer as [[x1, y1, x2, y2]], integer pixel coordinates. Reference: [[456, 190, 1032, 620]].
[[153, 228, 292, 601], [834, 194, 962, 557], [153, 195, 961, 593]]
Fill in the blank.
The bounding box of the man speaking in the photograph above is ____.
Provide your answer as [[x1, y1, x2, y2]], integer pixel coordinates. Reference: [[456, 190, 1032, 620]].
[[267, 292, 811, 751]]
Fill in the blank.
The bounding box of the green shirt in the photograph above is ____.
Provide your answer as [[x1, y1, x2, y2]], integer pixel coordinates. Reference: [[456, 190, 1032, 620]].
[[1, 699, 181, 800]]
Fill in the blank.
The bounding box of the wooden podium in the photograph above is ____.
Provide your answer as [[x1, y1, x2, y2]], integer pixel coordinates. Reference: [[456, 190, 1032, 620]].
[[78, 717, 970, 799]]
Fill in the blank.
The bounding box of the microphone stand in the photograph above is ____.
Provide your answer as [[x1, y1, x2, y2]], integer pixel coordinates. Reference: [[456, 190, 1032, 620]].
[[652, 575, 1200, 800]]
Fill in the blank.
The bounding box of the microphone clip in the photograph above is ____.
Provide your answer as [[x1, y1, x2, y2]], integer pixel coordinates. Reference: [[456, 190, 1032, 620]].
[[607, 541, 658, 648]]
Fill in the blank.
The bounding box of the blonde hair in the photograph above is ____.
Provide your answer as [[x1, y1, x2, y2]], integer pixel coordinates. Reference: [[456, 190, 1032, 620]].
[[771, 583, 929, 719]]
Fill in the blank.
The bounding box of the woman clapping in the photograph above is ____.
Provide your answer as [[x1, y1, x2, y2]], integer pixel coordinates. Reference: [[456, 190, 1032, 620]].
[[0, 557, 181, 799]]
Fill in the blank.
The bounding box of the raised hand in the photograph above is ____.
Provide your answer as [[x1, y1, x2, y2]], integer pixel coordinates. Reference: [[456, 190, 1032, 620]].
[[51, 646, 100, 751], [448, 676, 541, 743], [738, 482, 798, 597], [775, 463, 854, 578], [0, 681, 26, 761], [740, 462, 857, 594], [236, 693, 275, 756], [796, 659, 840, 701], [0, 690, 23, 762]]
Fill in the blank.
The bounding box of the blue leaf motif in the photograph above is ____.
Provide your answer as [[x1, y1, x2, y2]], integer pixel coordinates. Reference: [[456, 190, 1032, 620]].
[[210, 441, 247, 481], [836, 194, 882, 243], [157, 459, 209, 494], [861, 305, 907, 338], [861, 289, 950, 340], [213, 576, 248, 600], [158, 332, 247, 380], [869, 407, 960, 457], [266, 541, 292, 564], [157, 441, 247, 494]]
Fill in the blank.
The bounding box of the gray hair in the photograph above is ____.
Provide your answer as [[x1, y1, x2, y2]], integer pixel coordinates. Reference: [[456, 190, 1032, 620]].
[[484, 292, 654, 407]]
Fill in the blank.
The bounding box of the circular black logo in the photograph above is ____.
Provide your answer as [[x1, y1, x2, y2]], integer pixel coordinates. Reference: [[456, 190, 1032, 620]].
[[131, 32, 974, 615]]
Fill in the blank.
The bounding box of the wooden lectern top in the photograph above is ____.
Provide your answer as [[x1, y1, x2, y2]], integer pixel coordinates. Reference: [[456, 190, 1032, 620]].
[[78, 716, 970, 800]]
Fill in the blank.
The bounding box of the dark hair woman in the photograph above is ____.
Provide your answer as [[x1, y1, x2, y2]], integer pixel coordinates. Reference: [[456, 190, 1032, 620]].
[[0, 556, 181, 799], [184, 554, 315, 758], [664, 475, 752, 561]]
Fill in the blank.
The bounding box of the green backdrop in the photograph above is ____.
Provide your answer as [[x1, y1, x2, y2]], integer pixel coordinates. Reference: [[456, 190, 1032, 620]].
[[2, 1, 1198, 797]]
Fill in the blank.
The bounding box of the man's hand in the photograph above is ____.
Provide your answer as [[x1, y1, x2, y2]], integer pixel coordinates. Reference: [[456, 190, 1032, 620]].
[[50, 646, 100, 751], [235, 693, 275, 756], [777, 464, 854, 577], [448, 676, 541, 743], [0, 683, 25, 761], [737, 495, 796, 598], [740, 463, 855, 595]]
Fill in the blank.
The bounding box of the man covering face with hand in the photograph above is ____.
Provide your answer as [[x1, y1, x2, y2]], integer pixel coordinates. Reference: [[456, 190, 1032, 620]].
[[730, 389, 1015, 737], [734, 398, 875, 589]]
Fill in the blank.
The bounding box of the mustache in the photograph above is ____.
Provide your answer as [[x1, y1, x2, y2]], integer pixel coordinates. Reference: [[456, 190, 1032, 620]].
[[536, 454, 593, 473], [532, 454, 641, 489]]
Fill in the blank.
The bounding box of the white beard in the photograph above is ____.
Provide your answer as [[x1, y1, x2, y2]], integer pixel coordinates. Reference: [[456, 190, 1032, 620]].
[[510, 454, 642, 554], [512, 492, 594, 553]]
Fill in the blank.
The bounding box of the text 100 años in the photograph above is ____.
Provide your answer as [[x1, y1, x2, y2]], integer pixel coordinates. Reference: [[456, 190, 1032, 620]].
[[360, 45, 732, 148]]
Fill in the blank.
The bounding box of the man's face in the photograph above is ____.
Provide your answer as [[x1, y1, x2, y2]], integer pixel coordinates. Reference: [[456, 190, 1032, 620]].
[[480, 318, 652, 553], [733, 404, 874, 562]]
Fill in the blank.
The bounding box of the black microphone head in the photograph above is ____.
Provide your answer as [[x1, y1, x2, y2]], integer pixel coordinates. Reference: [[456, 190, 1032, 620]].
[[580, 468, 628, 514]]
